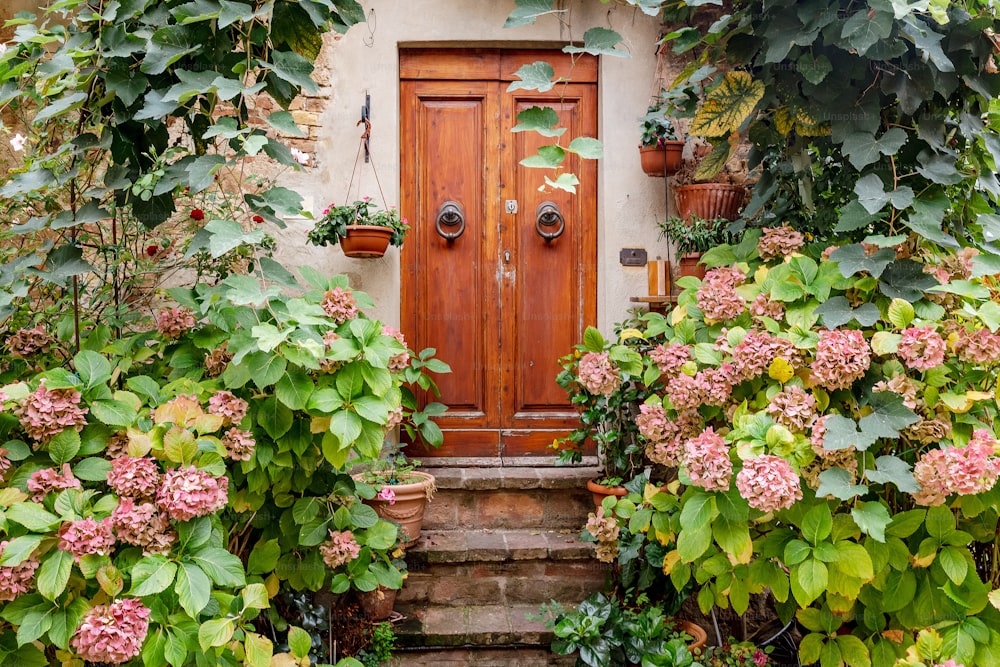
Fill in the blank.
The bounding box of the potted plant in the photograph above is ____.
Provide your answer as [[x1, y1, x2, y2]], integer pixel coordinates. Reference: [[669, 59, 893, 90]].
[[640, 101, 685, 177], [352, 443, 437, 548], [670, 153, 747, 222], [537, 593, 707, 667], [657, 215, 736, 280], [307, 197, 410, 258]]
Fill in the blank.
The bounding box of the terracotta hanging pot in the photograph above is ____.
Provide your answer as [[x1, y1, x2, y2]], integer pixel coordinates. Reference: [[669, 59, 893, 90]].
[[357, 471, 436, 547], [678, 252, 707, 281], [340, 225, 393, 258], [586, 478, 629, 510], [640, 142, 684, 177], [672, 620, 709, 652], [673, 183, 746, 221]]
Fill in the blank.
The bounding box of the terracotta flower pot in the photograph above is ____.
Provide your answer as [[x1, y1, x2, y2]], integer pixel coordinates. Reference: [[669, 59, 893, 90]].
[[357, 471, 436, 547], [340, 225, 393, 258], [586, 478, 629, 510], [358, 585, 397, 621], [678, 252, 707, 281], [674, 620, 709, 652], [640, 142, 684, 177], [673, 183, 746, 221]]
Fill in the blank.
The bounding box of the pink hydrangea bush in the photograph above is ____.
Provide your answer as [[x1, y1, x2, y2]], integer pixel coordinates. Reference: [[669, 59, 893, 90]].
[[17, 383, 88, 441], [70, 597, 150, 663], [0, 540, 40, 602], [156, 466, 229, 521]]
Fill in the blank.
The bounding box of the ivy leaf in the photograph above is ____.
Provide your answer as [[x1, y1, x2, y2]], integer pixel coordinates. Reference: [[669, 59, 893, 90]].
[[879, 258, 939, 302], [507, 61, 557, 93], [901, 15, 954, 73], [690, 72, 764, 137], [797, 52, 832, 85], [520, 145, 565, 168], [854, 173, 913, 214], [31, 245, 93, 285], [141, 25, 198, 75], [512, 106, 565, 138], [544, 173, 580, 193], [566, 137, 603, 159], [835, 200, 882, 232], [840, 128, 907, 169], [829, 244, 896, 278], [503, 0, 562, 28], [867, 455, 920, 493], [814, 296, 880, 329], [205, 218, 265, 258], [260, 50, 318, 94], [905, 194, 958, 247], [841, 8, 893, 55], [564, 27, 626, 57], [815, 468, 868, 501]]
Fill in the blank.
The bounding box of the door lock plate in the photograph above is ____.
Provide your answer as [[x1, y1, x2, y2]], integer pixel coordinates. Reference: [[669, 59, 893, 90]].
[[505, 199, 518, 214]]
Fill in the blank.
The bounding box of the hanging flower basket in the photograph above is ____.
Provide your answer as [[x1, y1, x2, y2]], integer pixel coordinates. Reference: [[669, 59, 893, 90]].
[[339, 225, 394, 258], [673, 183, 746, 221], [640, 141, 684, 177]]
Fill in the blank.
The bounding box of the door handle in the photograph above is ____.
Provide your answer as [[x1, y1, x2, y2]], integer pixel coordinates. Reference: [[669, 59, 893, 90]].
[[435, 200, 465, 241], [535, 201, 565, 242]]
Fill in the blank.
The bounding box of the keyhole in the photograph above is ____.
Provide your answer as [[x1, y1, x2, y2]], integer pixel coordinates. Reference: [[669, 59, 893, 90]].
[[504, 250, 511, 263]]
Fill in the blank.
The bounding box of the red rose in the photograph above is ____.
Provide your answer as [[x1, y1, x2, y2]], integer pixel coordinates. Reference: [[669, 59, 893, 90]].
[[190, 209, 205, 220], [145, 245, 158, 257], [252, 215, 264, 224]]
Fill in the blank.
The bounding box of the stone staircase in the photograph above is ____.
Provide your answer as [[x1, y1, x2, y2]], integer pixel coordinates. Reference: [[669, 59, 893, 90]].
[[389, 462, 606, 667]]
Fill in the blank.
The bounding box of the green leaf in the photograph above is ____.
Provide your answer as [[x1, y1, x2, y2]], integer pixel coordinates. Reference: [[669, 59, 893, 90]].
[[189, 547, 246, 587], [545, 173, 581, 193], [198, 618, 235, 652], [130, 556, 178, 596], [248, 540, 281, 575], [793, 559, 829, 606], [512, 106, 565, 138], [205, 218, 265, 259], [582, 326, 605, 352], [48, 428, 81, 466], [36, 549, 73, 600], [6, 503, 60, 532], [261, 50, 319, 94], [829, 244, 896, 278], [841, 8, 893, 55], [73, 457, 113, 482], [257, 395, 294, 440], [243, 583, 270, 611], [287, 626, 312, 659], [507, 61, 557, 93], [503, 0, 561, 27], [867, 455, 919, 493], [246, 351, 288, 389], [879, 259, 939, 302], [74, 350, 112, 389], [175, 562, 212, 618], [245, 631, 273, 667], [141, 25, 198, 75], [520, 145, 565, 168], [852, 502, 892, 542], [266, 110, 307, 138], [815, 468, 868, 501], [938, 545, 969, 585], [906, 194, 958, 247], [887, 298, 915, 329], [836, 634, 872, 667], [564, 27, 625, 57], [802, 504, 833, 545], [275, 369, 314, 410], [89, 399, 138, 428], [841, 128, 907, 170], [0, 535, 44, 566], [690, 72, 764, 137]]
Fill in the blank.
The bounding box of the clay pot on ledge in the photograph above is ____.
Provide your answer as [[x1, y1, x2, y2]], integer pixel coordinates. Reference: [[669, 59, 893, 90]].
[[586, 478, 629, 510], [355, 470, 436, 547], [358, 586, 397, 621], [678, 252, 707, 281], [640, 141, 684, 177], [339, 225, 393, 258]]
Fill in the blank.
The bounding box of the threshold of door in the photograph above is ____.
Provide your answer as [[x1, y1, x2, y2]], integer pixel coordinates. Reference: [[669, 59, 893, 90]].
[[418, 455, 598, 468]]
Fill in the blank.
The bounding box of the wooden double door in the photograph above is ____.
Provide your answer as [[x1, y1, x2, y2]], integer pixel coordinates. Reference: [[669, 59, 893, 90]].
[[399, 49, 597, 458]]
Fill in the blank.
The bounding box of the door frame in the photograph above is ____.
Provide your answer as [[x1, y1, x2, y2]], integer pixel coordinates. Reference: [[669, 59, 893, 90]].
[[399, 47, 598, 459]]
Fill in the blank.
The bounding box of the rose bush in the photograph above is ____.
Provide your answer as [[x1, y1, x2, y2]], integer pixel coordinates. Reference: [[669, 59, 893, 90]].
[[572, 230, 1000, 666], [0, 270, 447, 666]]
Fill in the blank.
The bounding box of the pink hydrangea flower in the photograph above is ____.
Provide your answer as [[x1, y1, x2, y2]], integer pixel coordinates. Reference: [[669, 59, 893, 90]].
[[897, 326, 946, 371], [320, 530, 361, 568], [912, 440, 1000, 506], [18, 383, 89, 442], [682, 427, 733, 492], [58, 517, 116, 561], [71, 597, 150, 664], [222, 428, 256, 461], [736, 455, 803, 512], [320, 287, 359, 324], [156, 307, 197, 339], [872, 374, 920, 410], [766, 386, 816, 432], [0, 540, 40, 601], [648, 343, 690, 376], [810, 329, 871, 390], [28, 464, 82, 501], [953, 326, 1000, 365], [6, 326, 54, 358], [757, 225, 805, 261], [0, 447, 10, 476], [932, 661, 964, 667], [696, 266, 747, 323], [106, 456, 160, 499], [385, 405, 404, 431], [749, 293, 784, 321], [204, 344, 233, 378], [636, 402, 670, 442], [577, 351, 620, 397], [155, 466, 229, 521], [111, 498, 176, 555], [731, 330, 799, 382], [382, 325, 411, 371], [207, 390, 248, 426], [376, 487, 396, 505]]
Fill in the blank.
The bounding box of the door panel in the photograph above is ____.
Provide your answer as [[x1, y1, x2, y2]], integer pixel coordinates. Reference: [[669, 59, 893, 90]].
[[400, 50, 596, 458]]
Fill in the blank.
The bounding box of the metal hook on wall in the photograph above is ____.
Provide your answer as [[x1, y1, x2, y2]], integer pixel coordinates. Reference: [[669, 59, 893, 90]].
[[360, 93, 371, 163]]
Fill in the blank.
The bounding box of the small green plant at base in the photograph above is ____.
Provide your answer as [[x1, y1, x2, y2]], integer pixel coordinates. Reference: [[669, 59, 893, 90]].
[[699, 639, 772, 667], [657, 216, 736, 255], [357, 622, 396, 667]]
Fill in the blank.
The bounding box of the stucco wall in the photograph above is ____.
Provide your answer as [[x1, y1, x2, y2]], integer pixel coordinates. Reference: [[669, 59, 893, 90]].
[[274, 0, 670, 334]]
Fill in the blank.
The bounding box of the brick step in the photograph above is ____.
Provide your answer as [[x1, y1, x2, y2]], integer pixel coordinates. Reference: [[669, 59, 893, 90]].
[[401, 529, 607, 607], [420, 465, 601, 532], [390, 646, 574, 667], [392, 603, 557, 649]]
